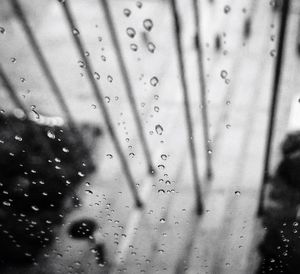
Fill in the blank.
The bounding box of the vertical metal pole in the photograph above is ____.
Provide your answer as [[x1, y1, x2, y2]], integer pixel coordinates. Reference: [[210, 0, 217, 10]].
[[59, 1, 143, 208], [192, 0, 213, 181], [170, 0, 203, 215], [11, 0, 77, 129], [257, 0, 290, 217], [99, 0, 155, 175]]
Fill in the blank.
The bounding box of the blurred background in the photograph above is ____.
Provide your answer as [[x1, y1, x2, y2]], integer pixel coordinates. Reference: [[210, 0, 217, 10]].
[[1, 0, 300, 273]]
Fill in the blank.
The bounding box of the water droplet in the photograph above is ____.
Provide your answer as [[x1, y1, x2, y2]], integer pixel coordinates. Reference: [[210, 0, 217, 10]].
[[31, 205, 39, 211], [158, 189, 165, 194], [143, 19, 153, 32], [225, 124, 231, 129], [126, 27, 136, 38], [129, 152, 135, 158], [207, 149, 212, 154], [220, 70, 228, 79], [130, 43, 138, 51], [155, 124, 163, 135], [224, 5, 231, 13], [72, 28, 80, 36], [150, 76, 159, 87], [0, 27, 5, 34], [47, 130, 55, 139], [10, 57, 16, 63], [235, 191, 241, 196], [91, 104, 96, 109], [106, 154, 113, 159], [154, 106, 159, 112], [3, 201, 11, 207], [161, 154, 167, 160], [14, 135, 22, 142], [62, 147, 69, 153], [270, 49, 276, 57], [94, 72, 100, 80], [105, 96, 110, 103], [85, 189, 93, 195], [147, 42, 156, 53], [160, 218, 166, 223], [123, 8, 131, 17], [107, 75, 113, 82], [136, 1, 142, 8], [158, 164, 165, 170], [78, 171, 85, 177]]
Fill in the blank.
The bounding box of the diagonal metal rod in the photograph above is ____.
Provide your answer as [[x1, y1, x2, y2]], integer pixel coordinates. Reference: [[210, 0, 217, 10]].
[[257, 0, 290, 217], [59, 1, 143, 209], [99, 0, 155, 175], [170, 0, 203, 215], [11, 0, 77, 129], [192, 0, 213, 181]]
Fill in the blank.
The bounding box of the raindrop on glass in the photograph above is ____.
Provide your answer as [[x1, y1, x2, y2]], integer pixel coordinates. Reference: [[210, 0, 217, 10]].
[[72, 28, 80, 36], [143, 19, 153, 32], [155, 124, 163, 135], [123, 8, 131, 17], [147, 42, 156, 53], [150, 76, 159, 87], [126, 27, 136, 38], [224, 5, 231, 13], [220, 70, 228, 79]]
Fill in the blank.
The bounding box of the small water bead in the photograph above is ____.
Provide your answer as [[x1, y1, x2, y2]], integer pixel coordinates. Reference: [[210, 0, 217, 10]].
[[105, 96, 110, 103], [94, 72, 100, 80], [107, 75, 113, 82], [161, 154, 167, 160], [154, 94, 159, 100], [47, 130, 55, 139], [220, 70, 228, 79], [20, 77, 26, 83], [225, 78, 231, 85], [10, 57, 16, 63], [31, 205, 39, 211], [155, 124, 163, 135], [235, 191, 241, 196], [158, 164, 165, 170], [126, 27, 136, 38], [106, 154, 113, 159], [101, 55, 106, 62], [0, 27, 5, 34], [85, 190, 93, 195], [207, 149, 213, 154], [225, 124, 231, 129], [72, 28, 80, 36], [158, 189, 165, 194], [62, 147, 69, 153], [147, 42, 156, 53], [136, 1, 142, 8], [154, 106, 159, 112], [143, 19, 153, 32], [270, 49, 276, 57], [150, 76, 159, 87], [14, 135, 22, 142], [78, 60, 85, 68], [224, 5, 231, 13], [129, 152, 135, 158], [130, 43, 138, 51], [123, 8, 131, 17], [160, 218, 166, 223]]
